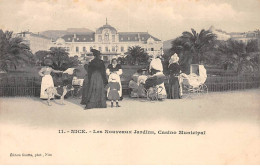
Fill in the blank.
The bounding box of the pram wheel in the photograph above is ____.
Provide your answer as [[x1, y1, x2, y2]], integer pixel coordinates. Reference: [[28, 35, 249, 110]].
[[198, 84, 208, 96], [146, 86, 163, 101]]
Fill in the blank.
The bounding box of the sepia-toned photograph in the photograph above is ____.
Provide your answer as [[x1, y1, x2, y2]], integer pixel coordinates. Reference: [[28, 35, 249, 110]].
[[0, 0, 259, 165]]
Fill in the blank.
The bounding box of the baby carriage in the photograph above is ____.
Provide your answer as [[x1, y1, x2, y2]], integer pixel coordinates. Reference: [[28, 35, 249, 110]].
[[179, 64, 208, 98], [63, 68, 84, 98], [142, 74, 166, 101]]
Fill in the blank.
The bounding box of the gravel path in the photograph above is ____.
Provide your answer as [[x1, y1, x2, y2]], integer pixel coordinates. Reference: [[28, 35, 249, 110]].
[[0, 89, 259, 164]]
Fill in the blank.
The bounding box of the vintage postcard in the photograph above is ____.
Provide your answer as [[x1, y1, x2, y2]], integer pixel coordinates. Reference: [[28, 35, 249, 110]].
[[0, 0, 259, 165]]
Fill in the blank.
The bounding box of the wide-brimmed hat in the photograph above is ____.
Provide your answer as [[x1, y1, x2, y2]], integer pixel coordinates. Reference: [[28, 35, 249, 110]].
[[44, 58, 53, 66], [91, 49, 101, 57]]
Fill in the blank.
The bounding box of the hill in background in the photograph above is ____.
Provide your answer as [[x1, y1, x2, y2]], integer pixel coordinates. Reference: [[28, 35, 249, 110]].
[[40, 28, 94, 40], [163, 38, 174, 51]]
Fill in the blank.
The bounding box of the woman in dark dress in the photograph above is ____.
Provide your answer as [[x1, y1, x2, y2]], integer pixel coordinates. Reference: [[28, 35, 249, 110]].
[[168, 53, 181, 99], [80, 49, 108, 109]]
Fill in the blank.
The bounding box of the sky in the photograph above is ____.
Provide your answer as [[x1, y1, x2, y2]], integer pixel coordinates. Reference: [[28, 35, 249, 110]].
[[0, 0, 260, 41]]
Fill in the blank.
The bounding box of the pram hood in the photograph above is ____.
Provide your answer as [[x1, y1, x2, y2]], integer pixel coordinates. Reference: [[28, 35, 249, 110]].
[[180, 65, 207, 87], [144, 74, 165, 89]]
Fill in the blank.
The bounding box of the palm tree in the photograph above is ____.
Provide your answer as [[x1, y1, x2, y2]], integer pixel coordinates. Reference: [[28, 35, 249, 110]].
[[49, 47, 70, 70], [218, 39, 259, 73], [172, 28, 217, 64], [125, 46, 149, 65], [0, 30, 34, 72]]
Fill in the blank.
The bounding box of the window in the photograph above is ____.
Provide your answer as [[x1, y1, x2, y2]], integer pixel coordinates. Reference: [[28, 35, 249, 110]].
[[121, 46, 124, 52], [83, 47, 86, 52], [90, 47, 93, 51], [98, 35, 102, 42], [90, 38, 93, 40], [77, 38, 79, 40], [112, 46, 115, 52], [112, 35, 115, 42], [105, 47, 108, 52], [142, 37, 144, 40], [104, 34, 109, 42], [121, 37, 123, 40], [76, 47, 79, 52], [135, 37, 137, 40], [68, 38, 71, 40], [99, 47, 102, 51], [151, 48, 154, 51], [83, 38, 86, 40], [128, 37, 130, 40]]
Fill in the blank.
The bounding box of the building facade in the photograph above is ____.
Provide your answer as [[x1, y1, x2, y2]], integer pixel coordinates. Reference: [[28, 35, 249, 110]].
[[52, 22, 163, 61], [229, 31, 260, 44], [15, 31, 52, 54], [209, 26, 260, 46]]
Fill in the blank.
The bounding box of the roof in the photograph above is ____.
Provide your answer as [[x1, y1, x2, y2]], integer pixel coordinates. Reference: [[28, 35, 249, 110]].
[[96, 24, 117, 34], [59, 31, 161, 43], [118, 32, 161, 42], [17, 31, 51, 40], [62, 33, 95, 42]]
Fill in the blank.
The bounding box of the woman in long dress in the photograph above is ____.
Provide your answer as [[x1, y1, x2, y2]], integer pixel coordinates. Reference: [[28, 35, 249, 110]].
[[81, 49, 108, 109], [106, 58, 123, 98], [168, 53, 182, 99], [38, 58, 63, 99]]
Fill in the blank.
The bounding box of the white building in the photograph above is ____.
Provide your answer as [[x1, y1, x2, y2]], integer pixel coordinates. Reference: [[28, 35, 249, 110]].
[[16, 31, 52, 54], [229, 31, 259, 44], [209, 26, 260, 46], [52, 21, 163, 61]]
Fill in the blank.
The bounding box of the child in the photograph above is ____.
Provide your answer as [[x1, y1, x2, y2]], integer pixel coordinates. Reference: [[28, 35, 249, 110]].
[[106, 73, 121, 107]]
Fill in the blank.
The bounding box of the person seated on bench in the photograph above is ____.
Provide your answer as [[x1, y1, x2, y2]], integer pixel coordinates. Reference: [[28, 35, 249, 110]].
[[129, 69, 148, 98]]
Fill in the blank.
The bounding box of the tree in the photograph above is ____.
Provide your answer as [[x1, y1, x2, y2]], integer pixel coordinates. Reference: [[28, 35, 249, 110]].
[[125, 46, 149, 65], [0, 30, 35, 71], [49, 47, 70, 71], [171, 28, 217, 65], [35, 50, 50, 65], [217, 39, 260, 73], [246, 40, 259, 53]]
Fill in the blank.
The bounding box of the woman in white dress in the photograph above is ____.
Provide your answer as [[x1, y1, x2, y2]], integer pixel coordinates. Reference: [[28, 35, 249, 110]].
[[38, 58, 63, 99], [147, 55, 167, 99]]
